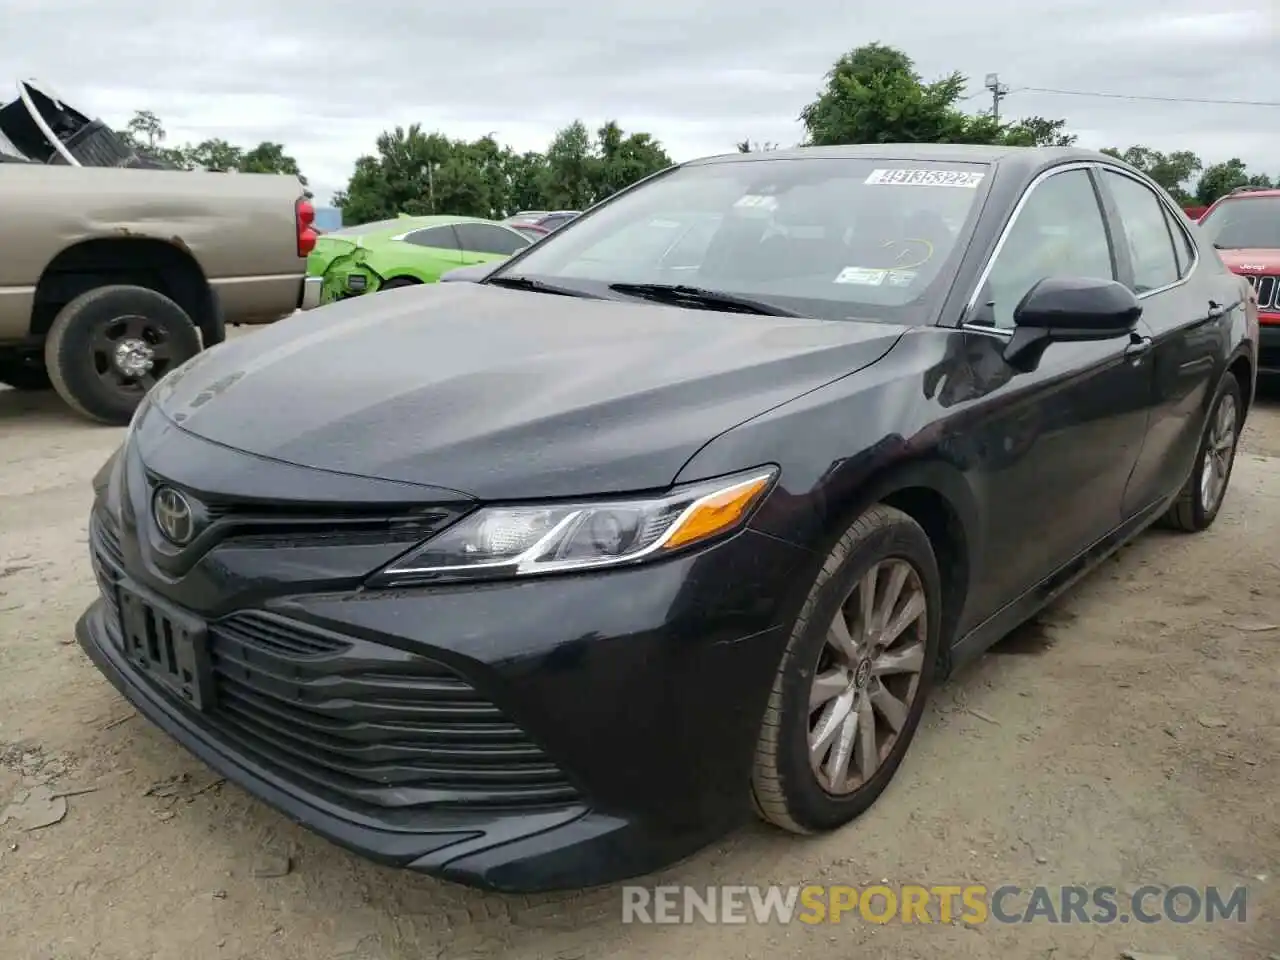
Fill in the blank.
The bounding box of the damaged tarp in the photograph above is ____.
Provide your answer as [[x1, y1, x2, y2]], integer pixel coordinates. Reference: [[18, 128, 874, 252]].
[[0, 78, 177, 168]]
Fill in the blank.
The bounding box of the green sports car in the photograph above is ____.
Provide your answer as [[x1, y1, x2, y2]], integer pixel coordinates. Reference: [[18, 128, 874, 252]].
[[300, 214, 537, 309]]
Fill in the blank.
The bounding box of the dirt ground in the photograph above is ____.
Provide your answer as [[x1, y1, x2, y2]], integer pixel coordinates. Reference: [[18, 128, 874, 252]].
[[1, 338, 1277, 959]]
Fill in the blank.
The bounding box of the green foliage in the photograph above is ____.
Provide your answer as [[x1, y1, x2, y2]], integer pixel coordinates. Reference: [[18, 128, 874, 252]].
[[334, 119, 673, 226], [115, 111, 306, 184], [1194, 158, 1274, 206], [796, 44, 1078, 150]]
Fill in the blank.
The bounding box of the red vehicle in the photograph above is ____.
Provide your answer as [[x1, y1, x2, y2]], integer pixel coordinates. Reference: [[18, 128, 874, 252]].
[[1198, 187, 1278, 372]]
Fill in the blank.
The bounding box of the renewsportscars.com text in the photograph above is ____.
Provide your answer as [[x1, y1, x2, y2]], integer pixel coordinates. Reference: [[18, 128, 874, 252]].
[[621, 884, 1248, 925]]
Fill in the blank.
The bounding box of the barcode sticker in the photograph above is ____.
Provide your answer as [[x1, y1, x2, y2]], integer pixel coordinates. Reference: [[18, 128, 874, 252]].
[[865, 169, 985, 188], [834, 267, 888, 286]]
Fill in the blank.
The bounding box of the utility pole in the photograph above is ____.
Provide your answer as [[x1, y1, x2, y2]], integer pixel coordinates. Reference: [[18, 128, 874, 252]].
[[984, 73, 1010, 125]]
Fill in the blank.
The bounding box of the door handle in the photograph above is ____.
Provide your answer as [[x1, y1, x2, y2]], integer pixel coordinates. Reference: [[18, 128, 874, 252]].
[[1125, 335, 1153, 362]]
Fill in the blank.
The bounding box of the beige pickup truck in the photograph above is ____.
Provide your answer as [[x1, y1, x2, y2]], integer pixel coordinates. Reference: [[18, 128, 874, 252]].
[[0, 150, 313, 424]]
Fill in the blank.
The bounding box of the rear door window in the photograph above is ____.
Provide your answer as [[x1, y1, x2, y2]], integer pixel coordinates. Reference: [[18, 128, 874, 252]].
[[1102, 171, 1181, 293], [455, 223, 530, 256], [402, 225, 461, 251]]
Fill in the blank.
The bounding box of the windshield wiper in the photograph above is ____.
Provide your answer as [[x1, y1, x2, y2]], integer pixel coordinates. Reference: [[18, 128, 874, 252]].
[[485, 275, 599, 298], [607, 282, 801, 317]]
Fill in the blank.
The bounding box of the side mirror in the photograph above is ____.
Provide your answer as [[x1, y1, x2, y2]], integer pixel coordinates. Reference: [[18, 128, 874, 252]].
[[1004, 276, 1142, 367]]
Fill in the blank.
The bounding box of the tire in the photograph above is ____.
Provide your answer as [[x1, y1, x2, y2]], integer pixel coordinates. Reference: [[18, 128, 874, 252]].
[[379, 277, 421, 292], [1159, 374, 1243, 533], [0, 357, 52, 391], [45, 285, 202, 426], [751, 504, 942, 834]]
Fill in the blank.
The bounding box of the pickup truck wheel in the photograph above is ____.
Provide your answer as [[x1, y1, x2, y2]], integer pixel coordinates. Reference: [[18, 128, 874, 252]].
[[0, 357, 52, 391], [44, 285, 202, 425]]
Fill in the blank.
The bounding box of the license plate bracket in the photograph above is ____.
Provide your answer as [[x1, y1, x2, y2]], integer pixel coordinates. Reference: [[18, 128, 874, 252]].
[[117, 586, 215, 711]]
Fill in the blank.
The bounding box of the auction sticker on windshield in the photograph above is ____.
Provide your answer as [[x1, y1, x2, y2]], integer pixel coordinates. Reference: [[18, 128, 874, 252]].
[[834, 267, 889, 285], [865, 169, 985, 188]]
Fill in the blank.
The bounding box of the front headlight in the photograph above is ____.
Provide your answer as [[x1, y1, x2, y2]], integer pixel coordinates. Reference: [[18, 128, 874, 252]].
[[370, 466, 778, 585]]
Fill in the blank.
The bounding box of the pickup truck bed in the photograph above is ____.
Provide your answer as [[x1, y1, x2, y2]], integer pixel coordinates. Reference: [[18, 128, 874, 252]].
[[0, 161, 314, 423]]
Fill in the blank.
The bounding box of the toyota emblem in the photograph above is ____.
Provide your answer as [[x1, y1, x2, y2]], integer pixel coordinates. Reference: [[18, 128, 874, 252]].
[[152, 486, 196, 545]]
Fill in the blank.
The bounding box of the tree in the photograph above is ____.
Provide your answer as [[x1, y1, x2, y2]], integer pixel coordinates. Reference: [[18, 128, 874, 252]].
[[333, 119, 671, 226], [1100, 146, 1202, 205], [1195, 158, 1274, 206], [798, 43, 1071, 149], [239, 141, 303, 179], [1003, 117, 1077, 148], [113, 111, 306, 182], [126, 110, 165, 149], [187, 139, 242, 172], [736, 139, 779, 153]]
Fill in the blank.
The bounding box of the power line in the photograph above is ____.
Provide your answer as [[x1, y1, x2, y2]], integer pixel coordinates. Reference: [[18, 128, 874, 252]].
[[1013, 86, 1280, 108]]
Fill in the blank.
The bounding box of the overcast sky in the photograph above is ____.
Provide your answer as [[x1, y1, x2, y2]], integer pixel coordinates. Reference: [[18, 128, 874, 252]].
[[4, 0, 1275, 204]]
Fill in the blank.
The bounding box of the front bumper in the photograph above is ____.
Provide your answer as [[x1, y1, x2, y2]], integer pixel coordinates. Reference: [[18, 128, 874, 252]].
[[77, 504, 805, 891], [1259, 318, 1280, 374]]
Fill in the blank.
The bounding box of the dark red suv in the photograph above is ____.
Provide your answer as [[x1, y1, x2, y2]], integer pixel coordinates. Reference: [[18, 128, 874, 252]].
[[1199, 187, 1280, 371]]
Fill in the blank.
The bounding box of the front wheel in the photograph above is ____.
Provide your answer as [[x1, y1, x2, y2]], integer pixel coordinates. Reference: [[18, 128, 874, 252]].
[[751, 504, 942, 834], [1160, 374, 1243, 532]]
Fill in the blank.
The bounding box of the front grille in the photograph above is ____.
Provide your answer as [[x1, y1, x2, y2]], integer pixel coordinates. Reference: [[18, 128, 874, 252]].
[[141, 473, 467, 549], [89, 512, 123, 636], [1243, 274, 1278, 311], [205, 613, 580, 811]]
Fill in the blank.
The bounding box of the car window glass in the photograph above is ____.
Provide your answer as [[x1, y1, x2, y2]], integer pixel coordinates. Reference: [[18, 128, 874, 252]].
[[1198, 196, 1280, 250], [982, 169, 1114, 329], [456, 223, 530, 256], [403, 226, 459, 250], [506, 158, 991, 323], [1161, 205, 1196, 278], [1102, 171, 1180, 293]]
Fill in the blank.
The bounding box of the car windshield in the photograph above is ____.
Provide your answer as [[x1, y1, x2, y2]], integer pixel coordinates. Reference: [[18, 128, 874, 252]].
[[497, 157, 990, 321], [1199, 196, 1280, 250]]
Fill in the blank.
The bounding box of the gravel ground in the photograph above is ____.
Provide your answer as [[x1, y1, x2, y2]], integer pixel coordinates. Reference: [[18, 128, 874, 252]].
[[1, 342, 1277, 960]]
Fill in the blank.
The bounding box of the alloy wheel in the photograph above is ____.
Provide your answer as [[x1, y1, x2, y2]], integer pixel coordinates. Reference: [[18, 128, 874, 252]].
[[1199, 392, 1238, 515], [808, 558, 928, 795]]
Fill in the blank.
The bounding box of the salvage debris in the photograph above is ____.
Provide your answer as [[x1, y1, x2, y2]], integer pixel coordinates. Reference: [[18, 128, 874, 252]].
[[1196, 716, 1228, 729]]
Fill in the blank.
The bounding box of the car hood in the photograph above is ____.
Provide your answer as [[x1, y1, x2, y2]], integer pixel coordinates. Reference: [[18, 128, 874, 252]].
[[1216, 248, 1280, 273], [151, 283, 904, 500]]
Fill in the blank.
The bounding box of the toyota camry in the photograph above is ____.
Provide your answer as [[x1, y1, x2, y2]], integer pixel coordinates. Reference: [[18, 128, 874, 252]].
[[77, 144, 1257, 893]]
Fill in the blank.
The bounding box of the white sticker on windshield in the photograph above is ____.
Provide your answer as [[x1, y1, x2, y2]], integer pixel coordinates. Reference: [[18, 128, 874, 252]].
[[834, 267, 888, 286], [887, 270, 918, 287], [865, 169, 985, 188], [734, 194, 779, 210]]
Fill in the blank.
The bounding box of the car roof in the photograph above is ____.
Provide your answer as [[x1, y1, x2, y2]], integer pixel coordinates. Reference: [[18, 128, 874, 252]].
[[1216, 188, 1280, 200], [685, 143, 1111, 177]]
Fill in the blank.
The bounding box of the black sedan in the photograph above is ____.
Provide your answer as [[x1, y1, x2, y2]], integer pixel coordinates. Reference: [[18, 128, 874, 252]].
[[77, 144, 1258, 893]]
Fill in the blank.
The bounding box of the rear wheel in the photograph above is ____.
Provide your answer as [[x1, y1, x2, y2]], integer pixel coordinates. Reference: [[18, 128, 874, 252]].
[[379, 277, 421, 292], [45, 284, 202, 425], [751, 504, 942, 833], [1160, 375, 1242, 532]]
